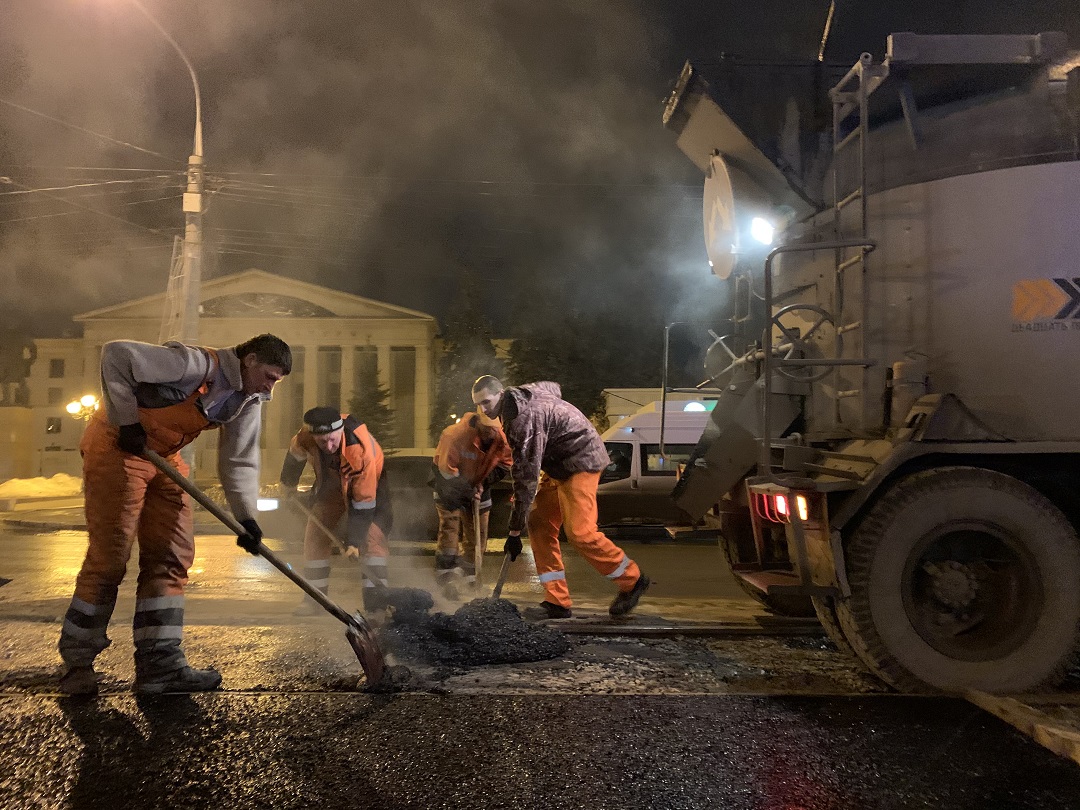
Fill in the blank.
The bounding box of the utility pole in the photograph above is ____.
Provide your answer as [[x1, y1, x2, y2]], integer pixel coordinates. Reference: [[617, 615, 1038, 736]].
[[180, 152, 203, 343], [130, 0, 203, 343]]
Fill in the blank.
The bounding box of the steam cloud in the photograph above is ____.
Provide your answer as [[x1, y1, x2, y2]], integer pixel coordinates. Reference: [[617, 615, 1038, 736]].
[[0, 0, 712, 337]]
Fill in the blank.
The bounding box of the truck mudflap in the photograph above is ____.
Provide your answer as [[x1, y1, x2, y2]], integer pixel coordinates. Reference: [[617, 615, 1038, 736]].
[[672, 365, 801, 521]]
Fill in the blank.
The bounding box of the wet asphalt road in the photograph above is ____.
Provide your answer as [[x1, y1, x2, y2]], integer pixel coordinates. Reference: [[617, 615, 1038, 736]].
[[3, 525, 1080, 807], [4, 694, 1080, 809], [0, 521, 759, 624]]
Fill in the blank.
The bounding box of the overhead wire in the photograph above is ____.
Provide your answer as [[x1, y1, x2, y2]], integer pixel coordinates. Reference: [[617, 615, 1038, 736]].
[[0, 177, 175, 235], [0, 175, 177, 196], [0, 98, 184, 165]]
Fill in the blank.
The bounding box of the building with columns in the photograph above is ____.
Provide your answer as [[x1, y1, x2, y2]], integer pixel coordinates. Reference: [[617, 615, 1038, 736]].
[[13, 269, 437, 480]]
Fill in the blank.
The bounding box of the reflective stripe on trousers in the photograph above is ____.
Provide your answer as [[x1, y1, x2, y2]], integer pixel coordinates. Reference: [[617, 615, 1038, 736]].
[[303, 495, 347, 595], [59, 596, 115, 667], [133, 594, 187, 677], [303, 559, 331, 594], [526, 471, 641, 609], [60, 417, 196, 669]]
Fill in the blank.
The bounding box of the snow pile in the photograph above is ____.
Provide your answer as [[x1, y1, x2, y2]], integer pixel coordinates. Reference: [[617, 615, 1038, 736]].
[[0, 474, 82, 498]]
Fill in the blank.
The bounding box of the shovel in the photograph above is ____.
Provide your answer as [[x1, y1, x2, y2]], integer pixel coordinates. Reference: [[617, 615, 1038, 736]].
[[145, 449, 385, 685], [490, 553, 512, 599], [472, 499, 483, 587], [285, 495, 390, 599]]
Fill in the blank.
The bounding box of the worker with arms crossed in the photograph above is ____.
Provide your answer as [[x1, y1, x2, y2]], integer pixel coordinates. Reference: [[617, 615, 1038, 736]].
[[279, 406, 393, 613], [58, 333, 292, 695], [431, 411, 512, 589], [471, 375, 650, 619]]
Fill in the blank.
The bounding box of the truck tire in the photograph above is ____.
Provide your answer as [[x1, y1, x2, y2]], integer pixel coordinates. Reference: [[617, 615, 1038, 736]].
[[719, 530, 816, 618], [811, 596, 865, 667], [836, 467, 1080, 693]]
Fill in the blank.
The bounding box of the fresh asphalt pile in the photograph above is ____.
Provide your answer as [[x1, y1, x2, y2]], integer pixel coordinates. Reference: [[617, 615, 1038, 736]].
[[381, 587, 435, 615], [379, 596, 571, 667]]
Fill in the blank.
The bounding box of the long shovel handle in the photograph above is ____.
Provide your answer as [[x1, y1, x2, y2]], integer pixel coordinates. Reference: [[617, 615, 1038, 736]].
[[288, 496, 348, 555], [144, 449, 354, 627], [491, 553, 512, 599], [472, 500, 483, 585], [287, 497, 391, 596]]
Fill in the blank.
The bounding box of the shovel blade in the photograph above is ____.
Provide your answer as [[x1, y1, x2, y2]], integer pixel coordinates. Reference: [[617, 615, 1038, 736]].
[[346, 617, 385, 686]]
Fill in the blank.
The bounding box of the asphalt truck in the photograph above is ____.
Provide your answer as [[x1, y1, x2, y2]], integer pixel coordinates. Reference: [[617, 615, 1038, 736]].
[[662, 32, 1080, 693]]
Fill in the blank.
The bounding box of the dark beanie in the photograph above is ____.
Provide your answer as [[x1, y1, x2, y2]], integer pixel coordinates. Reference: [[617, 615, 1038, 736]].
[[304, 406, 344, 434]]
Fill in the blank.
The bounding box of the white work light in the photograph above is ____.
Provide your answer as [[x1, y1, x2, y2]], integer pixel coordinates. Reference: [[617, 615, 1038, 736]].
[[750, 217, 775, 245]]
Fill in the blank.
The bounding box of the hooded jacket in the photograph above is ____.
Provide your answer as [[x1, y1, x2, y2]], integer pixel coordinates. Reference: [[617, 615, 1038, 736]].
[[499, 382, 610, 533]]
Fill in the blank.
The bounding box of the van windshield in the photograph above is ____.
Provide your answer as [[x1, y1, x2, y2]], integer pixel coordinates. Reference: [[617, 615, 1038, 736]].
[[602, 442, 633, 483]]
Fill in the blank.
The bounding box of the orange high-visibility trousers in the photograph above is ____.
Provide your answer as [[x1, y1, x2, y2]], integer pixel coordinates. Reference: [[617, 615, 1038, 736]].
[[434, 501, 491, 570], [302, 495, 347, 596], [434, 500, 463, 558], [302, 495, 390, 599], [526, 471, 640, 609], [59, 417, 195, 675]]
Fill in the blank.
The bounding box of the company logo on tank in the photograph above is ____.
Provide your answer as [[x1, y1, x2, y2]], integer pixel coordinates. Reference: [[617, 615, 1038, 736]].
[[1011, 279, 1080, 332]]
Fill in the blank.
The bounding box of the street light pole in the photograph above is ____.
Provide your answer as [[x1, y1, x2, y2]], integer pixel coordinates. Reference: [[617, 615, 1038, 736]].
[[128, 0, 203, 344]]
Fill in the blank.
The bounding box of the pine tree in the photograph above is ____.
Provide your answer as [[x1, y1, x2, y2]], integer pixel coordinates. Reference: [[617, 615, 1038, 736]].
[[506, 286, 665, 426], [430, 274, 505, 440], [348, 364, 398, 454]]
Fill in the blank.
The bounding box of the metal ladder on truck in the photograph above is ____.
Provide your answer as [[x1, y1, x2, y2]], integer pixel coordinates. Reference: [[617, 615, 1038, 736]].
[[827, 52, 887, 435]]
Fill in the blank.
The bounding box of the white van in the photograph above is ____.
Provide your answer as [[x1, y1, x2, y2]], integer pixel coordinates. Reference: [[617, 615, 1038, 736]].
[[597, 400, 713, 527]]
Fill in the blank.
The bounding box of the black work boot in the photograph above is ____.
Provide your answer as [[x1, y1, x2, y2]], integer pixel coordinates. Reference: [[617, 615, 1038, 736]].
[[609, 574, 651, 617], [523, 601, 572, 621], [59, 665, 100, 696], [134, 665, 222, 695], [363, 588, 389, 613]]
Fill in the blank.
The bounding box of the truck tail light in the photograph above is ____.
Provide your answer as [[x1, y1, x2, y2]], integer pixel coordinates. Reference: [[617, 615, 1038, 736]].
[[753, 492, 809, 524]]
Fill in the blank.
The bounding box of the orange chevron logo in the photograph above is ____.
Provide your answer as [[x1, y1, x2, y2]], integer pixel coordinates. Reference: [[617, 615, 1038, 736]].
[[1012, 279, 1074, 321]]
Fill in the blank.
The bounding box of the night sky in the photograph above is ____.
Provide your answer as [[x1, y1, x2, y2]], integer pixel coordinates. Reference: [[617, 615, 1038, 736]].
[[1, 1, 1078, 338]]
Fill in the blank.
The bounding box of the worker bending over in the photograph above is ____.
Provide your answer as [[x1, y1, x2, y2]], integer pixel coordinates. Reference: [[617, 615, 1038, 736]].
[[471, 376, 650, 619], [59, 334, 291, 695], [280, 406, 392, 612], [431, 412, 512, 588]]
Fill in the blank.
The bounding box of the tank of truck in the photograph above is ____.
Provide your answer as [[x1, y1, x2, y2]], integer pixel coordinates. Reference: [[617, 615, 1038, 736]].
[[663, 32, 1080, 693]]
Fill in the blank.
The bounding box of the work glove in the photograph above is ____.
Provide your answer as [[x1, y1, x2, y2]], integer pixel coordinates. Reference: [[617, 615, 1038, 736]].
[[237, 518, 263, 555], [504, 533, 523, 562], [117, 423, 147, 456]]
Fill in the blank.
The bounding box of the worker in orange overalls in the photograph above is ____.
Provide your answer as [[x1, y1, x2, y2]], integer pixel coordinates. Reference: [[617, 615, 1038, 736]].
[[472, 375, 650, 619], [431, 412, 512, 589], [280, 406, 392, 613], [58, 334, 292, 696]]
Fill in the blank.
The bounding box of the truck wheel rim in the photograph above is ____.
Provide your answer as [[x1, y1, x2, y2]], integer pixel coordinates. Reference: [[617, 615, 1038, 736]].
[[900, 520, 1043, 663]]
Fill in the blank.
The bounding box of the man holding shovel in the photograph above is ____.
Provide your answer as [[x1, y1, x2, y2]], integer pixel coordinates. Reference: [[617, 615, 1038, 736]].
[[280, 406, 393, 614], [58, 334, 292, 696], [472, 375, 650, 620], [431, 412, 512, 591]]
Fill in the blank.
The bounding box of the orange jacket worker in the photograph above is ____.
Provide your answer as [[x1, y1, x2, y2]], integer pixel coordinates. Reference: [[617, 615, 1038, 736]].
[[59, 334, 291, 696]]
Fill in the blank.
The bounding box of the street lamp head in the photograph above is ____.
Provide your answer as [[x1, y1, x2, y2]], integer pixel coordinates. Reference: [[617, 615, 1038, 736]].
[[67, 394, 100, 420]]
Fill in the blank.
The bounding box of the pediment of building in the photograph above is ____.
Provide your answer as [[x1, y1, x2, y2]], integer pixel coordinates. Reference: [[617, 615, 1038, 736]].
[[75, 269, 434, 322]]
